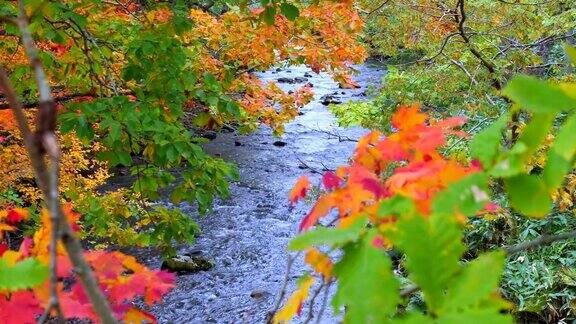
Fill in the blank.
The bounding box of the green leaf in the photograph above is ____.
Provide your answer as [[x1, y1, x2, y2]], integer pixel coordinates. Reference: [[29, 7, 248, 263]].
[[441, 251, 506, 312], [565, 44, 576, 65], [288, 216, 367, 251], [504, 174, 551, 218], [389, 313, 428, 324], [388, 213, 464, 312], [0, 257, 49, 291], [515, 113, 555, 158], [280, 3, 299, 20], [261, 5, 276, 25], [491, 113, 554, 178], [432, 173, 489, 217], [470, 114, 507, 169], [377, 195, 415, 217], [503, 75, 576, 114], [543, 113, 576, 190], [116, 151, 133, 166], [333, 231, 399, 323], [438, 309, 512, 324]]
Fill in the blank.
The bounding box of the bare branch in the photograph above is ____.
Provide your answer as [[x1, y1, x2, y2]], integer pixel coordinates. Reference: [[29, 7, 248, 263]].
[[0, 90, 134, 110], [455, 0, 501, 89], [304, 280, 327, 324], [37, 146, 65, 324], [268, 252, 302, 323], [504, 229, 576, 255], [315, 280, 332, 324], [317, 128, 359, 143], [365, 0, 392, 19]]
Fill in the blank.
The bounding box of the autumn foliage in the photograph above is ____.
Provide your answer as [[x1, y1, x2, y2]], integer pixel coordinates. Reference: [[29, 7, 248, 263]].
[[292, 105, 477, 233], [0, 203, 174, 323], [277, 69, 576, 322], [0, 0, 369, 322]]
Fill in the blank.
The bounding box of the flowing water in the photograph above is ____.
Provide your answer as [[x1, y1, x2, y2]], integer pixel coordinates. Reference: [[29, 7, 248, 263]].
[[150, 62, 386, 323]]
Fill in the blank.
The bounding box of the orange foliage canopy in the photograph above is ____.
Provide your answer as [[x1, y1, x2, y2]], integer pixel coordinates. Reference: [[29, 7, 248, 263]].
[[187, 3, 366, 131]]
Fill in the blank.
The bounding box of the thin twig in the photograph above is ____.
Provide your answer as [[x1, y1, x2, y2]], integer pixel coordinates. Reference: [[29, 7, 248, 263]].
[[315, 280, 332, 324], [304, 280, 327, 324], [318, 128, 359, 143], [504, 230, 576, 255], [295, 156, 334, 174], [270, 252, 302, 317]]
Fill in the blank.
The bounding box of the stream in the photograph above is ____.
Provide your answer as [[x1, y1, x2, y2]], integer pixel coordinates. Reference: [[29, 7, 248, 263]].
[[150, 61, 386, 323]]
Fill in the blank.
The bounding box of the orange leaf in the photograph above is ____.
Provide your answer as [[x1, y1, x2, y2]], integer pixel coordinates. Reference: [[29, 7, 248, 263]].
[[391, 104, 426, 131], [304, 248, 333, 281], [289, 176, 311, 205], [299, 195, 333, 231], [125, 307, 157, 324]]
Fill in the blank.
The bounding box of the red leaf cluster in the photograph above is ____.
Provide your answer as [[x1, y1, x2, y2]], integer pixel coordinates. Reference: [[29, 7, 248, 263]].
[[0, 204, 174, 323], [290, 105, 478, 232]]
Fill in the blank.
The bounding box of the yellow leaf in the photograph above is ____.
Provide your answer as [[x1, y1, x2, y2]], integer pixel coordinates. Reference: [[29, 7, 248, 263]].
[[124, 307, 156, 324], [273, 275, 315, 324]]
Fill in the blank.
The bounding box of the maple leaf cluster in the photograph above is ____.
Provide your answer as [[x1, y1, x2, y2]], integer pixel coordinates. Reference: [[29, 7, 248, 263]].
[[0, 204, 173, 323], [278, 105, 494, 322], [292, 105, 480, 233]]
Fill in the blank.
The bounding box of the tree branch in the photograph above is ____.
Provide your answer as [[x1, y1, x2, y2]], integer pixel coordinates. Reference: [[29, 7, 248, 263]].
[[504, 229, 576, 255], [304, 280, 327, 324], [456, 0, 501, 89], [0, 2, 118, 323], [267, 252, 302, 323], [0, 89, 135, 110]]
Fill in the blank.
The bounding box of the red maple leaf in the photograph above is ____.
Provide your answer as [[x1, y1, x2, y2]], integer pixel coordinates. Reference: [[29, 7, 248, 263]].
[[0, 291, 43, 324], [6, 208, 29, 224], [322, 172, 341, 190]]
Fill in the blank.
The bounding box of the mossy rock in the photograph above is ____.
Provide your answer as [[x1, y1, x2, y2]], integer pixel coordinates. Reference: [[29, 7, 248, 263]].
[[161, 255, 214, 273]]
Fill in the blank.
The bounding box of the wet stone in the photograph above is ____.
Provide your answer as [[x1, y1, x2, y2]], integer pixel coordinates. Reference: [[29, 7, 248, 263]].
[[277, 77, 295, 84], [320, 94, 342, 105], [161, 255, 214, 273], [201, 131, 217, 140], [250, 290, 271, 300]]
